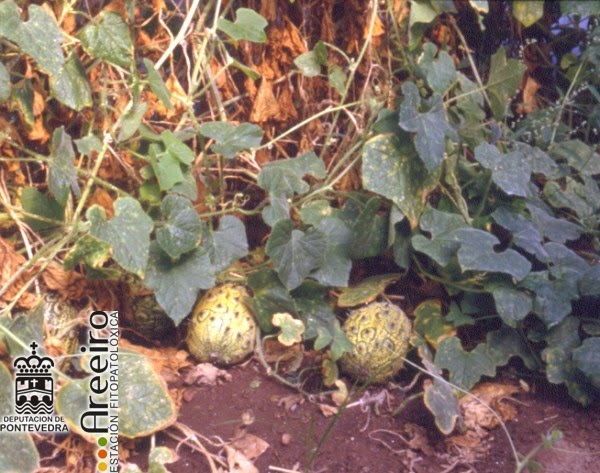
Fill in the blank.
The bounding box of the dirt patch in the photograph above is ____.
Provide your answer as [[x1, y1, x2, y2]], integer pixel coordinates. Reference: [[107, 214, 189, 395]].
[[125, 362, 600, 473]]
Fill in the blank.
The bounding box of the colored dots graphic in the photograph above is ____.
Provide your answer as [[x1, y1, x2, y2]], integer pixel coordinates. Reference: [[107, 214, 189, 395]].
[[97, 437, 108, 471]]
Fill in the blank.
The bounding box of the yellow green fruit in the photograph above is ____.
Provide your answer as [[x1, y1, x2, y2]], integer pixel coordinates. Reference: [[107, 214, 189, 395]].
[[186, 284, 257, 365], [129, 295, 175, 338], [339, 302, 411, 383]]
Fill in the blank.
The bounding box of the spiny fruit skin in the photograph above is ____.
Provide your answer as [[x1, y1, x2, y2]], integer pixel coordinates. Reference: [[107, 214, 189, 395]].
[[129, 295, 175, 338], [186, 284, 257, 366], [339, 302, 411, 383]]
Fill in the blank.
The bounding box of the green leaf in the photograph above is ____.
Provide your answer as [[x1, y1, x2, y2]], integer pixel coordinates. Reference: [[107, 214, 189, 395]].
[[489, 284, 532, 327], [328, 64, 346, 94], [411, 207, 466, 266], [21, 187, 64, 231], [300, 200, 343, 227], [573, 338, 600, 388], [0, 62, 10, 103], [485, 326, 538, 370], [208, 215, 249, 273], [422, 360, 460, 435], [526, 203, 582, 244], [148, 142, 184, 191], [294, 51, 322, 77], [580, 264, 600, 296], [63, 234, 112, 272], [199, 121, 263, 159], [337, 273, 402, 308], [455, 228, 531, 280], [156, 194, 204, 259], [80, 11, 133, 67], [247, 269, 296, 332], [521, 271, 578, 327], [544, 177, 600, 223], [434, 336, 496, 390], [161, 130, 195, 165], [87, 197, 153, 276], [0, 1, 21, 42], [413, 300, 455, 346], [492, 207, 547, 261], [399, 81, 457, 171], [75, 134, 103, 156], [560, 1, 600, 16], [118, 100, 147, 142], [328, 320, 353, 362], [409, 0, 455, 49], [258, 152, 326, 225], [512, 1, 544, 27], [14, 5, 65, 75], [418, 42, 457, 93], [143, 58, 173, 110], [149, 446, 177, 471], [272, 312, 305, 346], [118, 351, 178, 438], [49, 126, 81, 205], [50, 52, 92, 110], [310, 217, 353, 287], [349, 197, 389, 259], [0, 365, 39, 473], [474, 142, 531, 197], [144, 243, 215, 325], [549, 140, 600, 175], [362, 134, 441, 228], [487, 47, 526, 120], [217, 8, 268, 43], [446, 302, 475, 327], [266, 219, 327, 290]]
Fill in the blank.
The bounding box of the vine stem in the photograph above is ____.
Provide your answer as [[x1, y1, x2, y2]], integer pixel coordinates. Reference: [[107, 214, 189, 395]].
[[155, 0, 202, 70]]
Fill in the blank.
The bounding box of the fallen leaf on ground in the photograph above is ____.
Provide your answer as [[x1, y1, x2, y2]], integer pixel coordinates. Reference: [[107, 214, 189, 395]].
[[230, 430, 269, 461], [184, 362, 232, 386]]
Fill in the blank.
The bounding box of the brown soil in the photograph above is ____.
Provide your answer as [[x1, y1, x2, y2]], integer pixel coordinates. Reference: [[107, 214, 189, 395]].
[[127, 361, 600, 473]]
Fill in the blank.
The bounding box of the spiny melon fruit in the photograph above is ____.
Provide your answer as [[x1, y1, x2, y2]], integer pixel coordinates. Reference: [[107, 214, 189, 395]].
[[186, 284, 257, 365], [128, 295, 175, 338], [339, 302, 411, 383]]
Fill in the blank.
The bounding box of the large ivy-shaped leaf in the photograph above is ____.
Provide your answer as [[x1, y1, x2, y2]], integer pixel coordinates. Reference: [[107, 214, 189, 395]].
[[207, 215, 249, 273], [418, 42, 457, 93], [310, 217, 353, 287], [411, 206, 466, 266], [399, 81, 457, 171], [247, 269, 296, 332], [422, 360, 461, 435], [258, 152, 326, 225], [487, 47, 526, 120], [434, 336, 496, 390], [485, 326, 537, 370], [21, 187, 64, 231], [413, 299, 455, 347], [50, 53, 92, 110], [148, 142, 184, 191], [526, 203, 582, 244], [521, 270, 578, 327], [488, 284, 533, 327], [217, 8, 268, 43], [80, 11, 133, 67], [349, 197, 389, 259], [49, 127, 81, 205], [573, 338, 600, 388], [199, 122, 263, 159], [362, 134, 441, 228], [144, 243, 215, 324], [474, 142, 531, 197], [87, 197, 153, 276], [549, 139, 600, 175], [455, 228, 531, 280], [544, 176, 599, 224], [492, 207, 547, 261], [266, 219, 327, 290], [156, 194, 204, 259], [14, 4, 65, 75]]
